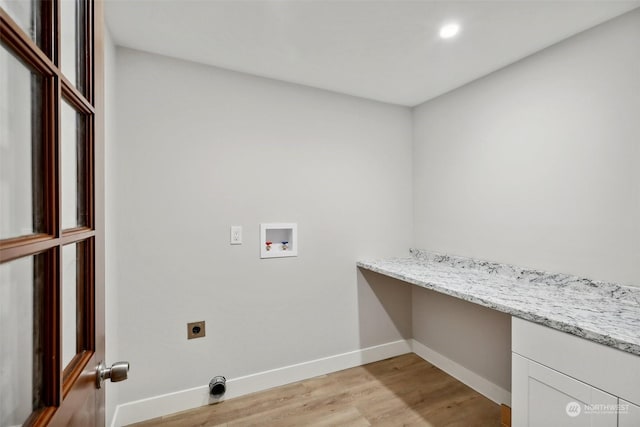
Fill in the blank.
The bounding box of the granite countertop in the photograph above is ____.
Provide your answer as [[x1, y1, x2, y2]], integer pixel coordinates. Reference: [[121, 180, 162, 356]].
[[357, 249, 640, 357]]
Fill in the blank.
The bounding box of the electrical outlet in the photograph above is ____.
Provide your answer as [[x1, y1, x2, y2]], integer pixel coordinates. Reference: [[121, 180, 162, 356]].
[[187, 321, 206, 339], [230, 226, 242, 245]]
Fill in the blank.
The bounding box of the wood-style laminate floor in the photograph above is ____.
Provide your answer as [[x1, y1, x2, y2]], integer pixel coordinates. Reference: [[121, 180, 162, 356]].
[[129, 353, 500, 427]]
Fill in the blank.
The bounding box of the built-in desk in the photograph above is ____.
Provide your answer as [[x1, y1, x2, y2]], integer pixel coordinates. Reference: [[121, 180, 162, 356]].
[[358, 249, 640, 425], [358, 248, 640, 356]]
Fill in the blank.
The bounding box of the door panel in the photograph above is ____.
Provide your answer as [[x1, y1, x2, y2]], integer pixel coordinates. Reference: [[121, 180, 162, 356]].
[[61, 243, 78, 369], [0, 0, 46, 51], [0, 253, 46, 426], [512, 353, 617, 427], [0, 41, 46, 240], [59, 0, 87, 94], [60, 97, 89, 230], [60, 100, 79, 230], [619, 400, 640, 427], [0, 0, 105, 425]]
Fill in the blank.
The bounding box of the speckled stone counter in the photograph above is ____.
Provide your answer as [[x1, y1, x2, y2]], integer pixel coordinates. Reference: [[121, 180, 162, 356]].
[[357, 249, 640, 357]]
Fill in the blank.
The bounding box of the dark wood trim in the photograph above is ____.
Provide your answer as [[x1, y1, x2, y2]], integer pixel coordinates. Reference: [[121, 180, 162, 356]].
[[25, 406, 56, 427], [87, 112, 95, 230], [32, 70, 46, 242], [32, 252, 46, 416], [1, 8, 58, 242], [61, 75, 95, 114], [62, 350, 93, 397], [47, 246, 61, 407], [41, 0, 55, 61], [61, 228, 96, 243], [54, 0, 60, 68], [48, 74, 60, 239], [2, 0, 101, 424], [1, 231, 98, 288], [61, 81, 94, 232], [55, 47, 63, 240], [86, 238, 96, 352], [0, 235, 56, 263], [61, 237, 94, 379], [0, 9, 56, 76], [49, 352, 101, 427], [85, 0, 94, 105]]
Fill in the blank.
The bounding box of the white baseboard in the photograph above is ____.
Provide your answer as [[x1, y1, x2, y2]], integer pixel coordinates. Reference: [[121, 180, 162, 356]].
[[112, 339, 411, 427], [411, 339, 511, 406]]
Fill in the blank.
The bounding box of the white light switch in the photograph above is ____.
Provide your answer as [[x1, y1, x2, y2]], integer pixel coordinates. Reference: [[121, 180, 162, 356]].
[[230, 226, 242, 245]]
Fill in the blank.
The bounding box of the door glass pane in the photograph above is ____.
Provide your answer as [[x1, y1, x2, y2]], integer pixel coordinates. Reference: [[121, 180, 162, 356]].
[[0, 42, 45, 240], [61, 99, 87, 229], [62, 244, 77, 369], [60, 0, 86, 93], [0, 0, 44, 49], [0, 253, 45, 426]]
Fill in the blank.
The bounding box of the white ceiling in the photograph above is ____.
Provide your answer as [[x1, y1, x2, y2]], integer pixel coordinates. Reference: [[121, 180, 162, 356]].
[[105, 0, 640, 106]]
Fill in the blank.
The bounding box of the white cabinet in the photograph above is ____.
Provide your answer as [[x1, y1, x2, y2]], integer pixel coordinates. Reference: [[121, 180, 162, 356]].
[[512, 317, 640, 427], [513, 353, 617, 427], [618, 400, 640, 427]]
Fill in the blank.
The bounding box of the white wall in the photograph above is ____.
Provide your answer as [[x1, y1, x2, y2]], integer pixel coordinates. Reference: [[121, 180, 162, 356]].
[[108, 7, 639, 418], [412, 288, 511, 394], [413, 9, 640, 286], [112, 47, 413, 405], [411, 9, 640, 397], [104, 25, 119, 427]]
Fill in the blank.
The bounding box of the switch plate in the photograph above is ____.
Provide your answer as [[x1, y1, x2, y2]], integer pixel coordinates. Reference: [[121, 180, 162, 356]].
[[187, 321, 206, 339], [230, 226, 242, 245]]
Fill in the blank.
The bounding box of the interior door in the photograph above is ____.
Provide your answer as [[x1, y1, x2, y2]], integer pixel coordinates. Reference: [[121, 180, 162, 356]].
[[0, 1, 106, 425]]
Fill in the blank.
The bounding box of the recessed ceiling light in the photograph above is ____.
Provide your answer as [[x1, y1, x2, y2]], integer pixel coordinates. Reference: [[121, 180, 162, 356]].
[[439, 23, 460, 39]]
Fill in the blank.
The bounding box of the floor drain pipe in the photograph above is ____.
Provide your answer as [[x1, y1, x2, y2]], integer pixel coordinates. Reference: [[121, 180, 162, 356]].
[[209, 376, 226, 397]]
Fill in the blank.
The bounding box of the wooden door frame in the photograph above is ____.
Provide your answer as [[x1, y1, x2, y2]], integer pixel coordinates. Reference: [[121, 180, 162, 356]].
[[0, 0, 105, 425], [49, 1, 105, 425]]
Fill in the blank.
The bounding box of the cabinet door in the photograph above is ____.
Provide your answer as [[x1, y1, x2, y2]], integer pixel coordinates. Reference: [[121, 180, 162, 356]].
[[512, 353, 617, 427], [619, 400, 640, 427]]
